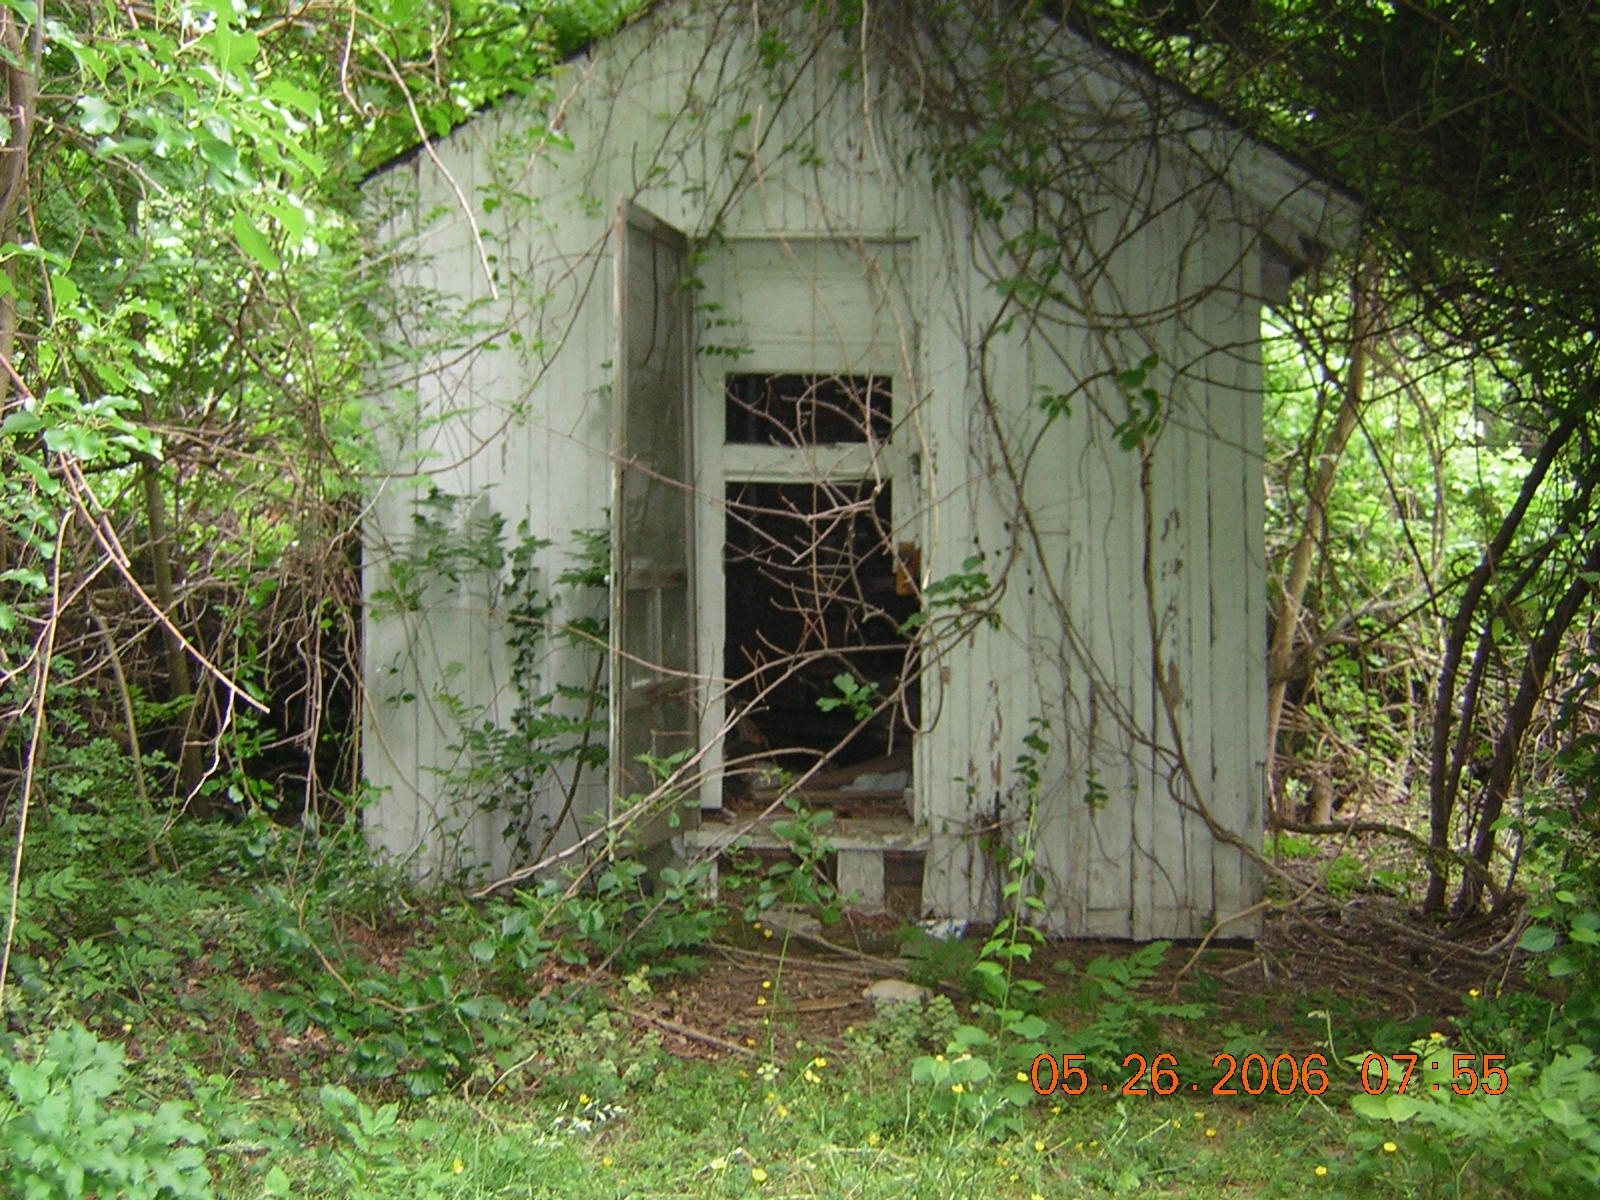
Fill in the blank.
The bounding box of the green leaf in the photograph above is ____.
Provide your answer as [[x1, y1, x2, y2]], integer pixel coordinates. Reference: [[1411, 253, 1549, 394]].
[[232, 211, 281, 271], [1538, 1096, 1583, 1129], [1568, 910, 1600, 943], [0, 567, 47, 590], [1547, 952, 1582, 977], [48, 271, 79, 307], [267, 196, 309, 240], [1, 409, 43, 435], [209, 24, 260, 73], [199, 137, 249, 188], [43, 423, 108, 460], [950, 1024, 993, 1050], [16, 452, 58, 494], [265, 79, 322, 119], [1518, 924, 1558, 953], [1007, 1014, 1049, 1039], [1350, 1091, 1424, 1122], [76, 94, 119, 135]]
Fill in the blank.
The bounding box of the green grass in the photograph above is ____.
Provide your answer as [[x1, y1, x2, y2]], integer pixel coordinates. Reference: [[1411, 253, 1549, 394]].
[[0, 795, 1591, 1199], [175, 1056, 1440, 1199], [162, 1057, 1384, 1198]]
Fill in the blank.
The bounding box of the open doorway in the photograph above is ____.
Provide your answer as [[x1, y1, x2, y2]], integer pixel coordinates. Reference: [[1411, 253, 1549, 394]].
[[717, 373, 919, 815]]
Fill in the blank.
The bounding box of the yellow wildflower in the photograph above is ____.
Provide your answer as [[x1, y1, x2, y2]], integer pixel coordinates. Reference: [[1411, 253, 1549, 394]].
[[1205, 1129, 1217, 1138], [452, 1159, 464, 1175], [1315, 1165, 1328, 1177], [751, 1167, 769, 1183], [951, 1083, 966, 1095], [1383, 1141, 1398, 1153]]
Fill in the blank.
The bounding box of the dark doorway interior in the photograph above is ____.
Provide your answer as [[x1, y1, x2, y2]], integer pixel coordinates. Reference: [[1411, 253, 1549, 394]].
[[721, 479, 918, 808]]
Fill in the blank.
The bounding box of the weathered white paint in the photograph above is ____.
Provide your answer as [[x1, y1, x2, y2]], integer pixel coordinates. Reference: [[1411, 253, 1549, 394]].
[[362, 0, 1357, 935]]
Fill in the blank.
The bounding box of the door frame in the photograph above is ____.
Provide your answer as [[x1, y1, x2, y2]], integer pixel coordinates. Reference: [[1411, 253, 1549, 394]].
[[691, 235, 923, 816]]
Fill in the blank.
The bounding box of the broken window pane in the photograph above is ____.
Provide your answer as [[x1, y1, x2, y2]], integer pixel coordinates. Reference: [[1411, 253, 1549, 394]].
[[724, 373, 892, 445]]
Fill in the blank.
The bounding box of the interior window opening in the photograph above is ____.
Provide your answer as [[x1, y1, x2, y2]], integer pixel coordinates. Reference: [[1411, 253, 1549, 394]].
[[721, 480, 918, 812], [724, 373, 892, 446]]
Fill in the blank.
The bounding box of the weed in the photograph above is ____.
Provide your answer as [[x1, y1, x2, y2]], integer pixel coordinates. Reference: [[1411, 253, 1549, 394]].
[[899, 926, 982, 988], [815, 672, 881, 723], [0, 1025, 213, 1200], [1051, 942, 1211, 1076], [1349, 1035, 1600, 1196], [848, 993, 962, 1059]]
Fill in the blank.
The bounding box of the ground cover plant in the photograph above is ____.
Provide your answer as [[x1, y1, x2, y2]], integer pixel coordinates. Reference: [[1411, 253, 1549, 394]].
[[1, 781, 1595, 1199]]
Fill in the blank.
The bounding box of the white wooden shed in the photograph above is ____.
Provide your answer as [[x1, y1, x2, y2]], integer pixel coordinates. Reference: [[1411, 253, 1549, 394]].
[[362, 0, 1358, 938]]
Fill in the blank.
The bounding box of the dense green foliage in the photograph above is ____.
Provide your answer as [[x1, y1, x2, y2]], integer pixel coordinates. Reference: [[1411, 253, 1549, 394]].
[[0, 0, 640, 828]]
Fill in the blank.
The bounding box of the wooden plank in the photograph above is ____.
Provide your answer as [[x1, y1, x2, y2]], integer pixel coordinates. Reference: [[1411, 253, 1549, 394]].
[[1208, 217, 1267, 934]]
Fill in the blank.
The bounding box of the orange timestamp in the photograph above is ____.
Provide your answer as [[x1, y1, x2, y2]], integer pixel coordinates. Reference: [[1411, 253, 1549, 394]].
[[1029, 1051, 1515, 1098], [1030, 1052, 1337, 1097], [1357, 1052, 1510, 1096]]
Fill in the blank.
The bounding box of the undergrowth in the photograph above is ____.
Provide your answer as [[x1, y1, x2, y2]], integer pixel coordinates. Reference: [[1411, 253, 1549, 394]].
[[0, 749, 1595, 1198]]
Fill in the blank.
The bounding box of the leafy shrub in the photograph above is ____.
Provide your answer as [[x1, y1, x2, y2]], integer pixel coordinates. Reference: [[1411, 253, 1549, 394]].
[[849, 993, 963, 1059], [1052, 942, 1209, 1075], [1503, 740, 1600, 1055], [1350, 1039, 1600, 1197], [0, 1025, 213, 1200]]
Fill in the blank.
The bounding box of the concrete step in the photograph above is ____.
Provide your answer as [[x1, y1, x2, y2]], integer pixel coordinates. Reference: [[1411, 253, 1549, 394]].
[[684, 812, 927, 913]]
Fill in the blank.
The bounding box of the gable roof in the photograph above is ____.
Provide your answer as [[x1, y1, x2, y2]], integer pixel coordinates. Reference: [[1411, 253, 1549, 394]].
[[368, 0, 1361, 271]]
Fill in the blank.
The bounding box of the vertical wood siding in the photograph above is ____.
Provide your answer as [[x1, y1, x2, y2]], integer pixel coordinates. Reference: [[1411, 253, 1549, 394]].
[[364, 0, 1331, 932]]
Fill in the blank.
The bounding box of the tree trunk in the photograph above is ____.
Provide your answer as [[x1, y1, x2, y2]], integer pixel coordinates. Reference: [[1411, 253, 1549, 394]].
[[1266, 265, 1376, 822], [1423, 395, 1590, 910], [1459, 534, 1600, 911], [0, 10, 39, 408]]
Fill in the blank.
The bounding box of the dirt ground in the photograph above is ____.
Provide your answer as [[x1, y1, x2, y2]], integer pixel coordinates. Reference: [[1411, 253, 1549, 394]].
[[625, 896, 1523, 1063]]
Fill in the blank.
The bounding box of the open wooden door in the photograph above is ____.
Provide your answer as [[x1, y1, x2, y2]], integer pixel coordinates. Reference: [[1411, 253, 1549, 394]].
[[610, 200, 697, 837]]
